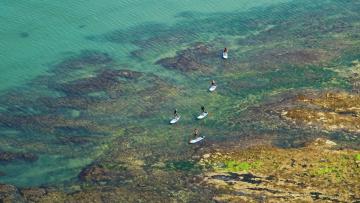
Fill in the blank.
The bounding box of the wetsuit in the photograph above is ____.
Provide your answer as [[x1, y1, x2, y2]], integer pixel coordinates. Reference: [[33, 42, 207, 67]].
[[174, 109, 178, 117], [194, 129, 199, 138]]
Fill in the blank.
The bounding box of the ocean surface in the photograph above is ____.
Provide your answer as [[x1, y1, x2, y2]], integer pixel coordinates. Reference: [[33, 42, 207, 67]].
[[0, 0, 359, 190], [0, 0, 287, 93]]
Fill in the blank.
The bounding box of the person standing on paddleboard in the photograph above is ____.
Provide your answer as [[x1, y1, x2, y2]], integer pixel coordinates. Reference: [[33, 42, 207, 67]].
[[222, 48, 228, 59], [193, 128, 199, 138], [201, 106, 206, 113], [211, 80, 216, 86], [174, 109, 178, 118]]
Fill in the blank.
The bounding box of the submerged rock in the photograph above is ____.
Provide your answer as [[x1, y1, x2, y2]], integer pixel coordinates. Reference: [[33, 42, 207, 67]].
[[78, 163, 132, 184], [78, 164, 111, 182], [53, 69, 142, 96], [0, 114, 105, 135], [20, 188, 47, 202], [156, 43, 215, 73], [0, 151, 38, 163], [55, 51, 113, 71], [38, 96, 100, 110]]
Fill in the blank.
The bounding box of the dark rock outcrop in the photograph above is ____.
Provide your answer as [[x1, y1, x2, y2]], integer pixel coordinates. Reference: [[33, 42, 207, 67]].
[[0, 184, 23, 202], [156, 44, 215, 73], [0, 151, 38, 163]]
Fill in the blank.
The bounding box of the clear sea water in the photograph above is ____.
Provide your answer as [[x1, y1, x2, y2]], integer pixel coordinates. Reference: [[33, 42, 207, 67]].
[[0, 0, 287, 93], [1, 0, 359, 189]]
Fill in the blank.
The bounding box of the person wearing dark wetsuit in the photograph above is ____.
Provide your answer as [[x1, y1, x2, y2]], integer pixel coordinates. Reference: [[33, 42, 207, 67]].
[[211, 80, 216, 86], [174, 109, 178, 118], [201, 106, 205, 113], [193, 128, 199, 138]]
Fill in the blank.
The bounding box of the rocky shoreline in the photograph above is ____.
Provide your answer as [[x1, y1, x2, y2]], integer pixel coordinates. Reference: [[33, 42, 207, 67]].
[[198, 138, 360, 202], [0, 138, 358, 202]]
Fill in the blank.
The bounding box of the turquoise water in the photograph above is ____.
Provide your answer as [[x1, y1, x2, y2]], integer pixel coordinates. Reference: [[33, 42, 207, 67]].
[[1, 0, 360, 190], [0, 0, 287, 93]]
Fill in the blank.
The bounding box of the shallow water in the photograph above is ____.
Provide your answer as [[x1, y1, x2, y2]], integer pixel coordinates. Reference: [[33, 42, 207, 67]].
[[0, 0, 359, 191]]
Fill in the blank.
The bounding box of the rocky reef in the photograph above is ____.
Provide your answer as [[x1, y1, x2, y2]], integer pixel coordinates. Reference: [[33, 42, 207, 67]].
[[0, 138, 358, 202], [199, 138, 360, 202], [156, 43, 218, 73], [0, 151, 38, 163], [281, 91, 360, 133]]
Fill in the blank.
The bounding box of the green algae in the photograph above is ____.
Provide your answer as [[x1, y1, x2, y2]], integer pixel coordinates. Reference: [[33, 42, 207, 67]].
[[209, 159, 262, 173], [315, 166, 338, 175], [200, 139, 360, 202], [223, 160, 250, 172], [165, 160, 200, 172]]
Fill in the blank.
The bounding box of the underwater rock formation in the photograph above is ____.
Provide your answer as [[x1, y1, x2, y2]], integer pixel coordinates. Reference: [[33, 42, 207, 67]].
[[55, 51, 113, 71], [0, 114, 105, 135], [78, 164, 115, 183], [156, 43, 216, 73], [53, 69, 142, 96], [78, 163, 133, 184], [0, 151, 38, 163], [245, 48, 331, 68]]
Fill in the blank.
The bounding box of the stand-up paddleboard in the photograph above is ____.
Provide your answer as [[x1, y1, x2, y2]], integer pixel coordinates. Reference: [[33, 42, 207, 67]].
[[222, 52, 228, 59], [170, 116, 180, 124], [209, 85, 217, 92], [189, 136, 205, 144], [197, 112, 208, 120]]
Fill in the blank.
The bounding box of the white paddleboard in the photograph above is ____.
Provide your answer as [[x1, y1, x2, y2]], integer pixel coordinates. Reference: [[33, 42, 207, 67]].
[[222, 52, 228, 59], [209, 85, 217, 92], [197, 112, 208, 120], [189, 136, 205, 144], [170, 116, 180, 124]]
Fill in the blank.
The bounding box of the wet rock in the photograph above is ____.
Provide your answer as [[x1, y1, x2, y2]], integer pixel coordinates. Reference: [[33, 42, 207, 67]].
[[309, 138, 337, 148], [280, 91, 360, 133], [199, 138, 360, 202], [212, 173, 262, 184], [20, 188, 47, 202], [0, 184, 23, 202], [79, 164, 110, 182], [0, 151, 38, 163]]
